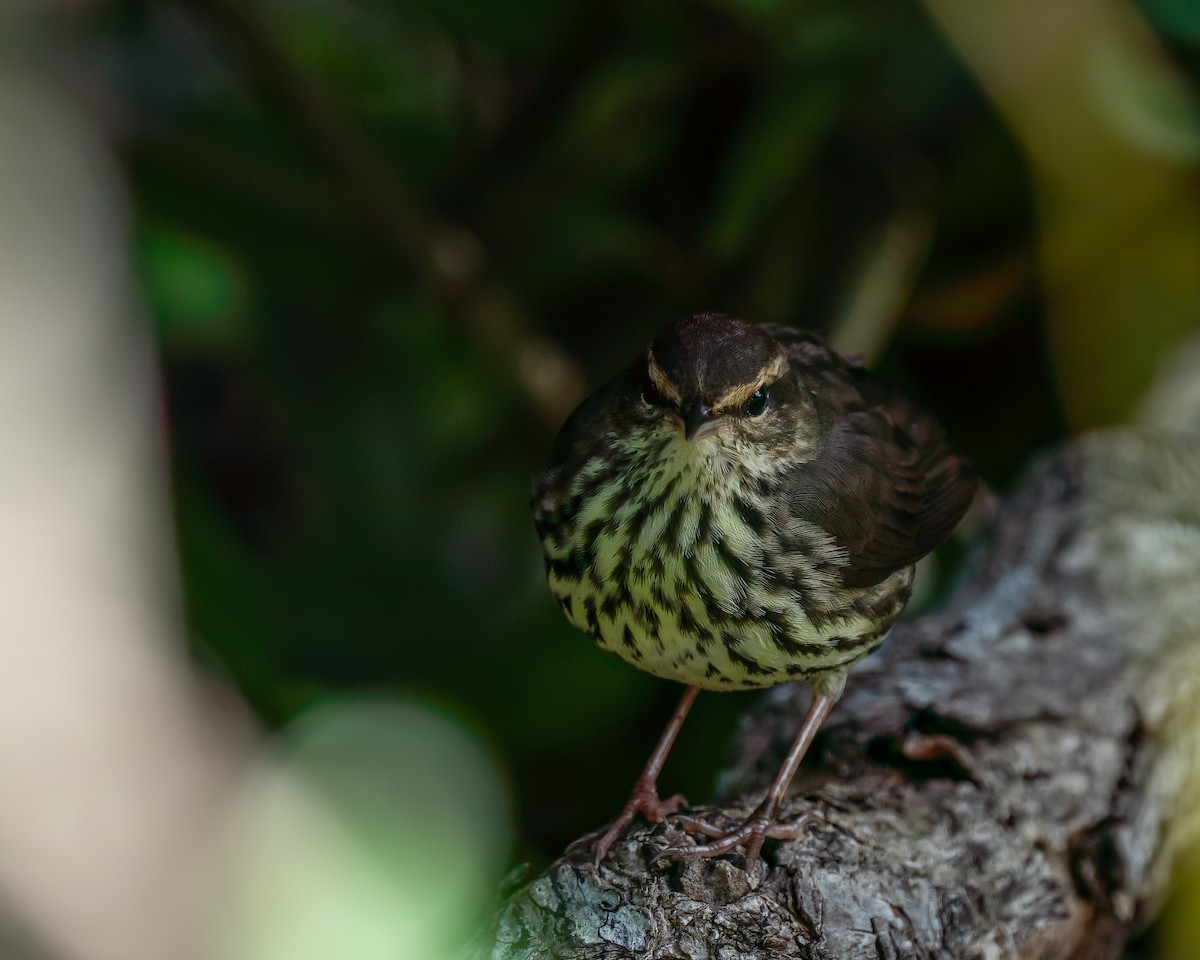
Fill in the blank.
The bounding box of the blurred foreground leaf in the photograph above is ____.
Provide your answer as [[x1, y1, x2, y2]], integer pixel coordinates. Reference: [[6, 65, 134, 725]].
[[206, 698, 511, 960]]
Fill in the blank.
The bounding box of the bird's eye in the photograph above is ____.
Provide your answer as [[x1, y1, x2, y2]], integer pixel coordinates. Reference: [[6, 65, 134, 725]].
[[745, 387, 770, 417], [640, 374, 664, 407]]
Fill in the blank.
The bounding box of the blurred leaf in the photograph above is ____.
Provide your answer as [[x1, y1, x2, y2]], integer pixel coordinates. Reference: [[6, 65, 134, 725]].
[[476, 601, 659, 752], [139, 227, 249, 345], [908, 253, 1034, 334], [710, 0, 786, 17], [386, 0, 571, 55], [1140, 0, 1200, 42], [370, 293, 502, 456], [268, 0, 463, 122], [1092, 19, 1200, 161], [543, 54, 685, 191], [924, 0, 1200, 427], [207, 697, 510, 960], [704, 79, 845, 261], [174, 482, 276, 704], [510, 200, 667, 296]]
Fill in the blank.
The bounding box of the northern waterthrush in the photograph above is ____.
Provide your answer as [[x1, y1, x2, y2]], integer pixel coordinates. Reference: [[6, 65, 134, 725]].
[[533, 314, 977, 866]]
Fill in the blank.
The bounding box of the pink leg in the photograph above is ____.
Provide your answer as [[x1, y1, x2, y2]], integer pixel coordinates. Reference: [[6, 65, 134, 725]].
[[569, 685, 700, 865], [660, 690, 838, 869]]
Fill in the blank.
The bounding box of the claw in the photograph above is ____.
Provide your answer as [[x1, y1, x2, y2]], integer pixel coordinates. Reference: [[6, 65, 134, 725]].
[[767, 811, 815, 840], [651, 688, 840, 869], [567, 685, 701, 866], [655, 808, 818, 869], [668, 814, 728, 838], [569, 781, 689, 865]]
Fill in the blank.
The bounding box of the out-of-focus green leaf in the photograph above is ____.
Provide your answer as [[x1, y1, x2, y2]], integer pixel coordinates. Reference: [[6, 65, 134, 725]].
[[206, 697, 510, 960], [476, 601, 658, 752], [543, 55, 686, 191], [382, 0, 571, 56], [704, 80, 845, 261], [174, 482, 275, 704], [138, 227, 249, 345], [509, 200, 666, 296], [1092, 22, 1200, 160], [268, 0, 462, 122], [1140, 0, 1200, 41], [370, 294, 501, 455]]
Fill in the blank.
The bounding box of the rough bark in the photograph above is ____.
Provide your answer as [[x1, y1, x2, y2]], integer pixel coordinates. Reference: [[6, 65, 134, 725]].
[[472, 428, 1200, 960]]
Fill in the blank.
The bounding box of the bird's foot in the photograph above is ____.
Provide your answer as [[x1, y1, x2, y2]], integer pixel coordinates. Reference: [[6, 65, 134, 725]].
[[657, 804, 815, 870], [567, 778, 688, 866]]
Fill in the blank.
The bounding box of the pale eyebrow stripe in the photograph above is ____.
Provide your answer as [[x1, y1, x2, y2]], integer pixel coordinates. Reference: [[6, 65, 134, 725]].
[[646, 350, 684, 404], [712, 354, 788, 412]]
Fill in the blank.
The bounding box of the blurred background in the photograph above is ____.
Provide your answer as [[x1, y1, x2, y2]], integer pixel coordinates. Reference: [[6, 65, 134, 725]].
[[4, 0, 1200, 957]]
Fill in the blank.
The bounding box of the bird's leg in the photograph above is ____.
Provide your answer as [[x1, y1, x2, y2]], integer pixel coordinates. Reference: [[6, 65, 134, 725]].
[[660, 688, 840, 869], [569, 684, 700, 865]]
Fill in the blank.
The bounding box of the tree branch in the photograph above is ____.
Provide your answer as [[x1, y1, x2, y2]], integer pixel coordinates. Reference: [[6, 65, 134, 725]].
[[473, 428, 1200, 959]]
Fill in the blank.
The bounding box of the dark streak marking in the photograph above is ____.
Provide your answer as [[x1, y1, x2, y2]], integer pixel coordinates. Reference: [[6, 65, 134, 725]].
[[548, 549, 586, 581], [760, 609, 831, 658], [734, 497, 769, 536], [582, 518, 607, 560], [714, 535, 754, 582], [727, 642, 770, 676], [806, 605, 847, 632], [696, 503, 713, 545], [643, 472, 681, 516], [677, 604, 703, 640], [621, 625, 641, 660], [662, 498, 688, 549], [623, 496, 652, 542], [583, 597, 600, 639]]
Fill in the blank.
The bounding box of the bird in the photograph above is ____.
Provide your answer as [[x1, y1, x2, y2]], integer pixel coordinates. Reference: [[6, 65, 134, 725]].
[[531, 313, 977, 867]]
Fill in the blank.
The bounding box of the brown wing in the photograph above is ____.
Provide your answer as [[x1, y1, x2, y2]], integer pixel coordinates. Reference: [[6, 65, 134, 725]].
[[776, 332, 978, 588]]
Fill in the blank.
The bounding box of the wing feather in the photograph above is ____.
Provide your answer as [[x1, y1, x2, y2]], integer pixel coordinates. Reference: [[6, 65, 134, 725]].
[[780, 336, 977, 588]]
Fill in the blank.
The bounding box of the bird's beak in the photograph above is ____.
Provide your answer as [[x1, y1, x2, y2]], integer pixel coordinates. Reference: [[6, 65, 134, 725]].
[[681, 402, 720, 441]]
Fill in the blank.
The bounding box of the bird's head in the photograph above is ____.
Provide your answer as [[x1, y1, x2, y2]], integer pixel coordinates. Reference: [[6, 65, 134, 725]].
[[629, 314, 812, 458]]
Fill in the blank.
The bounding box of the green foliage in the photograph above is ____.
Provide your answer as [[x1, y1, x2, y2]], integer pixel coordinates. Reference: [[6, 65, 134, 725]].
[[139, 226, 250, 344]]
